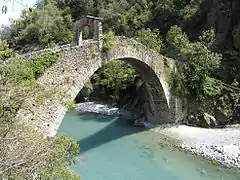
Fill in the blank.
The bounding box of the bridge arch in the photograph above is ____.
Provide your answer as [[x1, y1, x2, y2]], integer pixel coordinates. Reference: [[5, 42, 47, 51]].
[[103, 43, 171, 124], [19, 19, 183, 137]]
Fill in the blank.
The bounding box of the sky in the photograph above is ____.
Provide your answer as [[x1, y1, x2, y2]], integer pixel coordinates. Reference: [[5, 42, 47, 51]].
[[0, 0, 37, 26]]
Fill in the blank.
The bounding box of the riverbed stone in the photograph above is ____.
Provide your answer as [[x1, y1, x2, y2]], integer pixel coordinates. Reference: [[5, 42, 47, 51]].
[[199, 113, 218, 127]]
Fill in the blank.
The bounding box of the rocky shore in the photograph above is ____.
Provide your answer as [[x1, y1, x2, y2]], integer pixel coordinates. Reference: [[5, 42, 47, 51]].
[[152, 124, 240, 168], [74, 102, 135, 117], [74, 102, 121, 115]]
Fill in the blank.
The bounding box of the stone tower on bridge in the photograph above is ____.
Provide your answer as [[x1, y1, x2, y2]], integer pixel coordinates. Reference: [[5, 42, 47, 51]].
[[72, 15, 103, 46]]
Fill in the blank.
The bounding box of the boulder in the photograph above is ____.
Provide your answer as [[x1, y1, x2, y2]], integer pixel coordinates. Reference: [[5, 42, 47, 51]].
[[214, 109, 230, 125], [185, 112, 218, 128], [198, 113, 218, 128]]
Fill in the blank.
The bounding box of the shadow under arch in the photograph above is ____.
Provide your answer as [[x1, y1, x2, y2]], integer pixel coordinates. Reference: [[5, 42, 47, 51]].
[[76, 112, 146, 154]]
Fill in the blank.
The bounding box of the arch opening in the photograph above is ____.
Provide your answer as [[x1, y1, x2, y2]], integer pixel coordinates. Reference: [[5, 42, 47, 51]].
[[122, 58, 170, 123], [74, 58, 170, 124]]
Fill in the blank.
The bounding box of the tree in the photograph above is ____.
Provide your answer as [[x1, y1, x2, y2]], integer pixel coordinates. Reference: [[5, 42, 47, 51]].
[[3, 2, 73, 49], [0, 40, 16, 60], [166, 26, 222, 102], [135, 28, 163, 52], [166, 25, 190, 58], [22, 3, 73, 47], [152, 0, 186, 33], [100, 60, 138, 91]]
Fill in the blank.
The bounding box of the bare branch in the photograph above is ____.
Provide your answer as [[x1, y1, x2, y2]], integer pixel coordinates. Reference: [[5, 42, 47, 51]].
[[0, 137, 16, 141], [0, 161, 26, 176]]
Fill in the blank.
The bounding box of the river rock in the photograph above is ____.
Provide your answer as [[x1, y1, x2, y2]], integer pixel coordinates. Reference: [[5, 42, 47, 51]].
[[200, 113, 218, 127], [184, 112, 217, 128], [214, 109, 229, 125]]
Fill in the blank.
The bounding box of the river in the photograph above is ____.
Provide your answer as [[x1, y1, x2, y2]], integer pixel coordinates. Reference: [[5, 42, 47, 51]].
[[57, 107, 240, 180]]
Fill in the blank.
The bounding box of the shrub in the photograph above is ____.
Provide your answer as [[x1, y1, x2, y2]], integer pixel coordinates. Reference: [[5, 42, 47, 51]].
[[31, 54, 59, 78], [135, 28, 163, 52], [102, 30, 119, 52]]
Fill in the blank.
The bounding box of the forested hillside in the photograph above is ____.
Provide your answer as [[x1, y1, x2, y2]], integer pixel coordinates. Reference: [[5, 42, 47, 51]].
[[1, 0, 240, 178], [2, 0, 240, 85]]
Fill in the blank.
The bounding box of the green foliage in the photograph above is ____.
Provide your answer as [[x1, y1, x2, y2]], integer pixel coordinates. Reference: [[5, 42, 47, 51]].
[[166, 25, 190, 56], [135, 28, 163, 52], [203, 76, 223, 98], [114, 1, 153, 37], [1, 0, 239, 176], [166, 26, 222, 101], [0, 26, 12, 40], [57, 0, 154, 37], [170, 69, 188, 98], [163, 57, 170, 68], [153, 0, 186, 33], [1, 59, 35, 83], [65, 100, 76, 109], [0, 40, 16, 60], [90, 47, 98, 57], [31, 54, 59, 78], [6, 2, 73, 48], [39, 164, 80, 180], [221, 50, 240, 83], [179, 0, 201, 21], [199, 28, 216, 48], [0, 40, 33, 83], [0, 131, 80, 179], [102, 30, 119, 52], [1, 54, 58, 84], [100, 60, 138, 91]]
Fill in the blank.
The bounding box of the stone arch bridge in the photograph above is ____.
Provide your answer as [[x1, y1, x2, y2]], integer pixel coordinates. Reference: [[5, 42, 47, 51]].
[[19, 16, 183, 136]]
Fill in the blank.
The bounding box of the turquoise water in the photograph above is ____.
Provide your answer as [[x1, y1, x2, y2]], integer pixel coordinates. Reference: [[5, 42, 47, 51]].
[[58, 111, 240, 180]]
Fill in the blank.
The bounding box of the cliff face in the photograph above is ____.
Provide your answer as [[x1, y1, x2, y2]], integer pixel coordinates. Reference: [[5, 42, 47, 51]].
[[184, 0, 240, 51], [193, 0, 240, 83], [205, 0, 240, 124], [206, 0, 240, 50]]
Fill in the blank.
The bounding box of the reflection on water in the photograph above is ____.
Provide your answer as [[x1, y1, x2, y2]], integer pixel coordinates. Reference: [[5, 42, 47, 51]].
[[58, 111, 240, 180]]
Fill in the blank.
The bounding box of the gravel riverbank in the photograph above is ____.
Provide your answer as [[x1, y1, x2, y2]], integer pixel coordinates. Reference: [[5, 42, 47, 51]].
[[151, 124, 240, 168]]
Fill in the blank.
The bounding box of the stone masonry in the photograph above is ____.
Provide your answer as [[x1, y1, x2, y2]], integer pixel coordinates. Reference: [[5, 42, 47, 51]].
[[18, 16, 183, 137]]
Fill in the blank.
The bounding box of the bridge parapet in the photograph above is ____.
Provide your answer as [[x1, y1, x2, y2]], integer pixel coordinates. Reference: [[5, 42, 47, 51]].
[[115, 36, 176, 68], [19, 39, 99, 60]]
